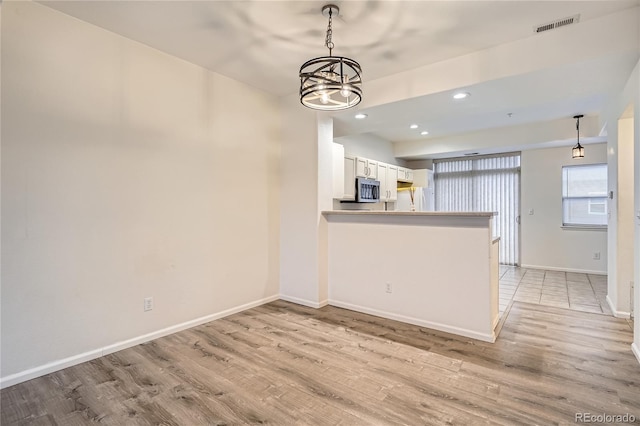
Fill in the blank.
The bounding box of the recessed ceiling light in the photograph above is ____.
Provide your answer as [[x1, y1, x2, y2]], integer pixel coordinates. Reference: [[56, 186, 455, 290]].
[[355, 113, 368, 119], [410, 124, 418, 129], [421, 131, 429, 135], [453, 92, 470, 100]]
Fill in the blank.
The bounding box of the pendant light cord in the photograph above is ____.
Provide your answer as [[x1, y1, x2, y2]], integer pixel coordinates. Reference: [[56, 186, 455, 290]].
[[325, 7, 334, 56], [576, 115, 580, 144]]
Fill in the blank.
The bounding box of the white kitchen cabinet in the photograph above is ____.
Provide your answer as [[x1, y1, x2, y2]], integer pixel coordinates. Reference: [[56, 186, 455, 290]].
[[397, 167, 414, 183], [378, 163, 398, 202], [378, 163, 388, 201], [387, 165, 398, 201], [355, 157, 378, 179], [406, 169, 414, 182], [343, 154, 356, 200]]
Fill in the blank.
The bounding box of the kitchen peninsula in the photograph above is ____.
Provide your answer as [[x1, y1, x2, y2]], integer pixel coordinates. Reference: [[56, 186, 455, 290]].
[[322, 211, 500, 342]]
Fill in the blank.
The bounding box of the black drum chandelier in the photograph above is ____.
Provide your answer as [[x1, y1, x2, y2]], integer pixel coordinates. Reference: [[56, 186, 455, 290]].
[[299, 4, 362, 111]]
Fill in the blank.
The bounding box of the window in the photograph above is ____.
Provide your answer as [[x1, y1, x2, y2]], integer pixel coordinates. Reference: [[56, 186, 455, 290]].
[[562, 163, 607, 227]]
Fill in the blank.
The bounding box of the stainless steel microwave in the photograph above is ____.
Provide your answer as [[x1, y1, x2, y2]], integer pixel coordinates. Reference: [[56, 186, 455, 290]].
[[356, 177, 380, 203]]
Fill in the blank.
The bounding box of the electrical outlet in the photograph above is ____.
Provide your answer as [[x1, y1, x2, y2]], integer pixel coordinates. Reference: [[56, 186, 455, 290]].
[[144, 297, 153, 312], [593, 252, 600, 260], [385, 282, 393, 293], [528, 209, 534, 215]]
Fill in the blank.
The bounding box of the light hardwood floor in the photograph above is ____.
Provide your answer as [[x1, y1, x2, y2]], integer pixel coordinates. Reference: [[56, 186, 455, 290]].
[[2, 300, 639, 425]]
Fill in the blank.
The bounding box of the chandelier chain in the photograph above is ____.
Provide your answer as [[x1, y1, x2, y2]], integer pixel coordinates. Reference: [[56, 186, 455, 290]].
[[325, 7, 334, 56]]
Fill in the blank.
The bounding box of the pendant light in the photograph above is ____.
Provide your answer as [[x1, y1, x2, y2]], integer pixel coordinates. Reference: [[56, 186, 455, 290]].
[[299, 4, 362, 111], [572, 114, 585, 159]]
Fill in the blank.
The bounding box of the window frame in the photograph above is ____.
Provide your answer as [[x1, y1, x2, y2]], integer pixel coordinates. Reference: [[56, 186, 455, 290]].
[[561, 163, 608, 229]]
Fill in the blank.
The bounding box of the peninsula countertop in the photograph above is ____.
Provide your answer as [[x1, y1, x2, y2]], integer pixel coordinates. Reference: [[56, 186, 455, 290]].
[[322, 210, 497, 217]]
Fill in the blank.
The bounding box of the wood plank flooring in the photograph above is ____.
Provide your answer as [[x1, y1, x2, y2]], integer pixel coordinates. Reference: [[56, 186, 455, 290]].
[[2, 300, 639, 425]]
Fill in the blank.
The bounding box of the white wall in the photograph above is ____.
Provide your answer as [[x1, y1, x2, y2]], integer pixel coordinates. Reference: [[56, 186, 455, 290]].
[[326, 213, 498, 342], [334, 133, 407, 167], [520, 144, 608, 274], [278, 93, 327, 307], [1, 2, 281, 384], [617, 117, 635, 316], [604, 58, 639, 327], [405, 159, 433, 170]]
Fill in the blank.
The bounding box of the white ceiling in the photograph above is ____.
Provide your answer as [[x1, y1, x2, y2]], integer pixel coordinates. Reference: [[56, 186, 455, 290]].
[[40, 0, 640, 158]]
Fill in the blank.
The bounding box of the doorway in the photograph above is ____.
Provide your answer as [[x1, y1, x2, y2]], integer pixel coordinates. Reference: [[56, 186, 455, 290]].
[[433, 152, 521, 265]]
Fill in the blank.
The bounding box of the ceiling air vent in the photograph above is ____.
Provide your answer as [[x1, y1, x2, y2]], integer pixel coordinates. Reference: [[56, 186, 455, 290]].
[[534, 14, 580, 34]]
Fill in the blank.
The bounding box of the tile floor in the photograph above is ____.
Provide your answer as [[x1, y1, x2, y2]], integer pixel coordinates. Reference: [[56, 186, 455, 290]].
[[498, 266, 611, 316]]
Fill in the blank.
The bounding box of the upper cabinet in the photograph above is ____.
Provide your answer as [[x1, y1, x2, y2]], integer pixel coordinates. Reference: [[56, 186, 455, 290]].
[[343, 154, 356, 200], [379, 163, 398, 202], [355, 157, 378, 179], [397, 167, 414, 183], [332, 143, 406, 202]]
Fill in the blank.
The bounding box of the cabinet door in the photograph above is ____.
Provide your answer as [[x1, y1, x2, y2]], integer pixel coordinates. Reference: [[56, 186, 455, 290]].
[[367, 160, 378, 179], [397, 167, 414, 183], [377, 163, 388, 201], [405, 169, 414, 183], [355, 157, 368, 178], [387, 165, 398, 201], [343, 155, 356, 200]]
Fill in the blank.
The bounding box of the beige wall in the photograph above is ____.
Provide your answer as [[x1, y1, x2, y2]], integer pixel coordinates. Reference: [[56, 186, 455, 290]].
[[1, 2, 281, 383], [278, 93, 323, 307], [617, 117, 635, 316], [334, 133, 407, 167], [520, 144, 608, 273], [326, 214, 497, 342]]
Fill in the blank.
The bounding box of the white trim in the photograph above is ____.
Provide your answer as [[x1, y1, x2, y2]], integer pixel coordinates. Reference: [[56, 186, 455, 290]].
[[0, 349, 104, 390], [560, 225, 607, 231], [606, 295, 631, 319], [0, 295, 280, 389], [520, 264, 606, 275], [492, 314, 500, 330], [279, 294, 328, 309], [632, 343, 640, 366], [328, 299, 496, 343]]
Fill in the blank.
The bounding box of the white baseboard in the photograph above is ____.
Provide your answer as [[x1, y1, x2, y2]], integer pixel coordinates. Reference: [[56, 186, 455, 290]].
[[328, 299, 495, 343], [632, 343, 640, 366], [0, 294, 280, 389], [606, 295, 631, 319], [492, 314, 500, 330], [279, 294, 328, 309], [520, 264, 606, 275]]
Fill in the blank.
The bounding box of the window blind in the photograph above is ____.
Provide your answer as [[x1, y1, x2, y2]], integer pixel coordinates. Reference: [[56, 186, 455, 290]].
[[434, 153, 521, 265]]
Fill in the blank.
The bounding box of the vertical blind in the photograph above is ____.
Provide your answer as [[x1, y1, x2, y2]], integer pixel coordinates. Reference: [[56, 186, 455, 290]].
[[434, 153, 521, 265]]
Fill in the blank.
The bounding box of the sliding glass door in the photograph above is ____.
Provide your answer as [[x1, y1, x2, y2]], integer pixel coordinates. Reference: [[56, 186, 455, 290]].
[[434, 153, 520, 265]]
